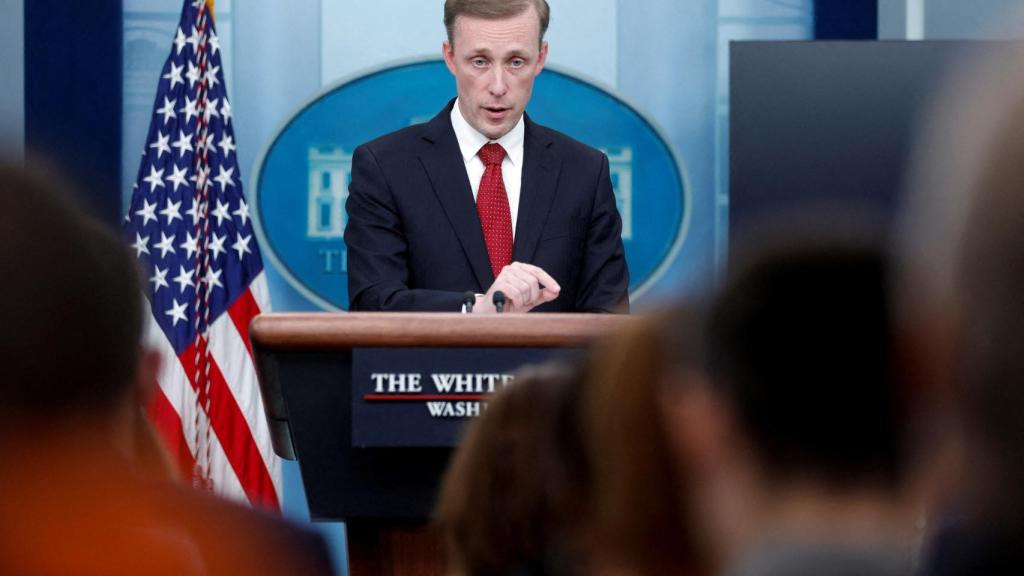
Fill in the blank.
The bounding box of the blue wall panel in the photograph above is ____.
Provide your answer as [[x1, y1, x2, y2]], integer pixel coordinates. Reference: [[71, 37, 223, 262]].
[[815, 0, 877, 39], [25, 0, 122, 225], [0, 0, 24, 158]]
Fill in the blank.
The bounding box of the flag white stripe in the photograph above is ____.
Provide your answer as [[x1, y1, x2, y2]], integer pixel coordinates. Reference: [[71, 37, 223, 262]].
[[208, 302, 281, 493], [145, 311, 188, 417], [145, 304, 249, 503], [250, 272, 271, 313]]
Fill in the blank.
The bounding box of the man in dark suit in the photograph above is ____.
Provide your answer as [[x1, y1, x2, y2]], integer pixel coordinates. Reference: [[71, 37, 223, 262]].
[[345, 0, 629, 313]]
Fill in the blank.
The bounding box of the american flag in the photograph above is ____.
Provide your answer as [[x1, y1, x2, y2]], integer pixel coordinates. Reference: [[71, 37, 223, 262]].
[[124, 0, 280, 510]]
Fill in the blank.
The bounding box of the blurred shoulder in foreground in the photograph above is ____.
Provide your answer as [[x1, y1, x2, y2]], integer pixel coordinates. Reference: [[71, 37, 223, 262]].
[[0, 161, 334, 575]]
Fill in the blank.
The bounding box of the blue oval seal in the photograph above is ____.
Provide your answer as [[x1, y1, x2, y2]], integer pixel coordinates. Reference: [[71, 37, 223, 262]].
[[252, 59, 689, 310]]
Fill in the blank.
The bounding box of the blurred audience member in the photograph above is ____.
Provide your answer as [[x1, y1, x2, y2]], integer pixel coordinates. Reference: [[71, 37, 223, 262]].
[[582, 306, 713, 576], [436, 361, 590, 576], [439, 308, 713, 576], [662, 237, 916, 576], [900, 44, 1024, 576], [0, 162, 334, 575]]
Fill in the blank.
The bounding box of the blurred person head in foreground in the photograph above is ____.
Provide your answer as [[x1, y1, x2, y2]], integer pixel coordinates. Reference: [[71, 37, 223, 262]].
[[0, 161, 333, 575], [899, 42, 1024, 575], [582, 305, 713, 576], [436, 361, 589, 576], [438, 307, 713, 576], [0, 162, 152, 439], [662, 231, 916, 576]]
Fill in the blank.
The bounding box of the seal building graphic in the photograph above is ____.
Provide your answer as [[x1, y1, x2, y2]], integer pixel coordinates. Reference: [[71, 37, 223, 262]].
[[307, 147, 351, 241]]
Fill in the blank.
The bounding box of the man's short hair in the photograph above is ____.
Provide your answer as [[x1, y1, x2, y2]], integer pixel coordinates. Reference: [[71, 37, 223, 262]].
[[443, 0, 550, 46], [0, 162, 143, 417], [706, 238, 905, 488]]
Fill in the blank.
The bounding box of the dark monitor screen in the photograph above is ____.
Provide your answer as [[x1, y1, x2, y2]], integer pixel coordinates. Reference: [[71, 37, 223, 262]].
[[729, 40, 1014, 253]]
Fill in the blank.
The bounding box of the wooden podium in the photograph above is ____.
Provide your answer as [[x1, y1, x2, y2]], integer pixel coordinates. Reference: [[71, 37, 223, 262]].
[[250, 312, 632, 576]]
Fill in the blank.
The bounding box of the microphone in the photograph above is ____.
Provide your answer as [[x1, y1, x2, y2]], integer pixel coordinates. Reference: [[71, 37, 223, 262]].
[[461, 291, 476, 313], [493, 291, 506, 313]]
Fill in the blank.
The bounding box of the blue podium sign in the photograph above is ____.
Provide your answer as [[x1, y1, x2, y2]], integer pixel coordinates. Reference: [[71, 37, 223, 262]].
[[252, 59, 689, 310], [351, 347, 556, 447]]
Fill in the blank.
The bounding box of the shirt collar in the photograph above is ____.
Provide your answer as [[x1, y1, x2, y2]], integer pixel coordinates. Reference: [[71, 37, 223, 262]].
[[450, 98, 525, 168]]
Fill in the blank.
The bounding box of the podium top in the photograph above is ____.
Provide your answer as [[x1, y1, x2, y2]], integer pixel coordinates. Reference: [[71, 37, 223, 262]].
[[249, 312, 636, 465], [250, 312, 635, 350]]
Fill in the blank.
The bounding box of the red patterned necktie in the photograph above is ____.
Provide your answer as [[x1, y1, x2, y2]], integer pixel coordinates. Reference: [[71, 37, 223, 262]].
[[476, 143, 513, 279]]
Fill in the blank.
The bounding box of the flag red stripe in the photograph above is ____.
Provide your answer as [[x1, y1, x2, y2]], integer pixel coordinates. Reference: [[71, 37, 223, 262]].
[[364, 395, 487, 401], [227, 286, 261, 361], [208, 290, 278, 485], [179, 344, 280, 510], [148, 386, 198, 478], [146, 305, 251, 502]]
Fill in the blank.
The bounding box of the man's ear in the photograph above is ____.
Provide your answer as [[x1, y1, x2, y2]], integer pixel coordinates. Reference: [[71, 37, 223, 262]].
[[134, 347, 162, 407], [443, 40, 457, 75], [894, 311, 965, 511], [660, 372, 735, 474], [130, 348, 181, 481]]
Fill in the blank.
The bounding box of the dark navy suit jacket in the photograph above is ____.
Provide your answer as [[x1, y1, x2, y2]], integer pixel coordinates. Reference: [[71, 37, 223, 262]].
[[344, 100, 629, 312]]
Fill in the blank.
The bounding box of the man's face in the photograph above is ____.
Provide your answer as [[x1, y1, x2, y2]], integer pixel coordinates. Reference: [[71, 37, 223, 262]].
[[443, 6, 548, 140]]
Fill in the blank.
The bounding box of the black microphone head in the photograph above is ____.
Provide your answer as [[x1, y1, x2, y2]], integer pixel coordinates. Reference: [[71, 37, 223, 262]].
[[462, 291, 476, 306], [493, 291, 506, 305]]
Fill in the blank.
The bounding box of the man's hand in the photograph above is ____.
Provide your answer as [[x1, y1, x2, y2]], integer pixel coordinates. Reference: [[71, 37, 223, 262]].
[[475, 262, 561, 313]]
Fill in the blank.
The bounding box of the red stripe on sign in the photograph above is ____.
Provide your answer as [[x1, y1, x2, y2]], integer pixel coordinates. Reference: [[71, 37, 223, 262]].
[[179, 344, 280, 511], [148, 386, 198, 479], [227, 288, 261, 361], [364, 395, 487, 401]]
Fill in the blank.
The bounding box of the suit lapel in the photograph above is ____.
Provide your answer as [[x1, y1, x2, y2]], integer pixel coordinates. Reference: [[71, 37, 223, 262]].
[[514, 115, 561, 263], [418, 101, 493, 289]]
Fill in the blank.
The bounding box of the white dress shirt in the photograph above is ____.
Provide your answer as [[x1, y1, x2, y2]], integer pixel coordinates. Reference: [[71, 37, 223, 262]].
[[450, 99, 524, 240]]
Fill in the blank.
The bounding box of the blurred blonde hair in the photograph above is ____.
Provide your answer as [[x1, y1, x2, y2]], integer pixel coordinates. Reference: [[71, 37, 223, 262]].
[[436, 361, 588, 575], [582, 306, 711, 576]]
